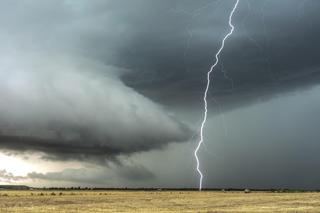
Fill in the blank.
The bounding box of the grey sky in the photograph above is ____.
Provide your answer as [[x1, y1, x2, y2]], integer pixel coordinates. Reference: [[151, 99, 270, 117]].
[[0, 0, 320, 189]]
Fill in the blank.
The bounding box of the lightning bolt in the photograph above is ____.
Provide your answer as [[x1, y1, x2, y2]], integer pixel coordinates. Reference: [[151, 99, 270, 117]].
[[194, 0, 240, 191]]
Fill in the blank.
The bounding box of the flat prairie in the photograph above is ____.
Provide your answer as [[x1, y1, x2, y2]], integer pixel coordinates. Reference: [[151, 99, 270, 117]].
[[0, 190, 319, 212]]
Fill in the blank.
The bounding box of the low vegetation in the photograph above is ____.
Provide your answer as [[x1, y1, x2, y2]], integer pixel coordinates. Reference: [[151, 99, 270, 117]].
[[0, 190, 320, 212]]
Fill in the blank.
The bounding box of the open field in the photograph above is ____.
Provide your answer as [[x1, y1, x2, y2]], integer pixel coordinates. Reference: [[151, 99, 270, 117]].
[[0, 190, 320, 212]]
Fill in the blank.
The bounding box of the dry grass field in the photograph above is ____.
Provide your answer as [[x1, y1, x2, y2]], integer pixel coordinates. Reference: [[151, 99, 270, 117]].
[[0, 190, 319, 212]]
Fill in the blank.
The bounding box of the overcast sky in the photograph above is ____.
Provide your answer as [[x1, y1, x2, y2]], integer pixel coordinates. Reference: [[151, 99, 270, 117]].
[[1, 0, 320, 189]]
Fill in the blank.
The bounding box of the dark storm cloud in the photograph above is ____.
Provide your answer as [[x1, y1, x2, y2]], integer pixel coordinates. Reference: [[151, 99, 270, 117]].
[[115, 0, 320, 107], [0, 0, 319, 169], [2, 0, 317, 108], [0, 0, 193, 161], [0, 54, 191, 161]]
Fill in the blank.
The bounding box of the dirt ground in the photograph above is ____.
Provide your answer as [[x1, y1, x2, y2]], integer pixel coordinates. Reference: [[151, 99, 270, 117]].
[[0, 190, 319, 212]]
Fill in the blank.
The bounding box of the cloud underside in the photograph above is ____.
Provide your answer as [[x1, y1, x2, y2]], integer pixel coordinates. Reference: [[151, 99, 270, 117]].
[[0, 56, 191, 162], [28, 165, 155, 184]]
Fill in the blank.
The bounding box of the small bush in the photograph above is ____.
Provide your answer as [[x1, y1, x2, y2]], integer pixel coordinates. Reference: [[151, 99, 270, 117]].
[[244, 189, 251, 193]]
